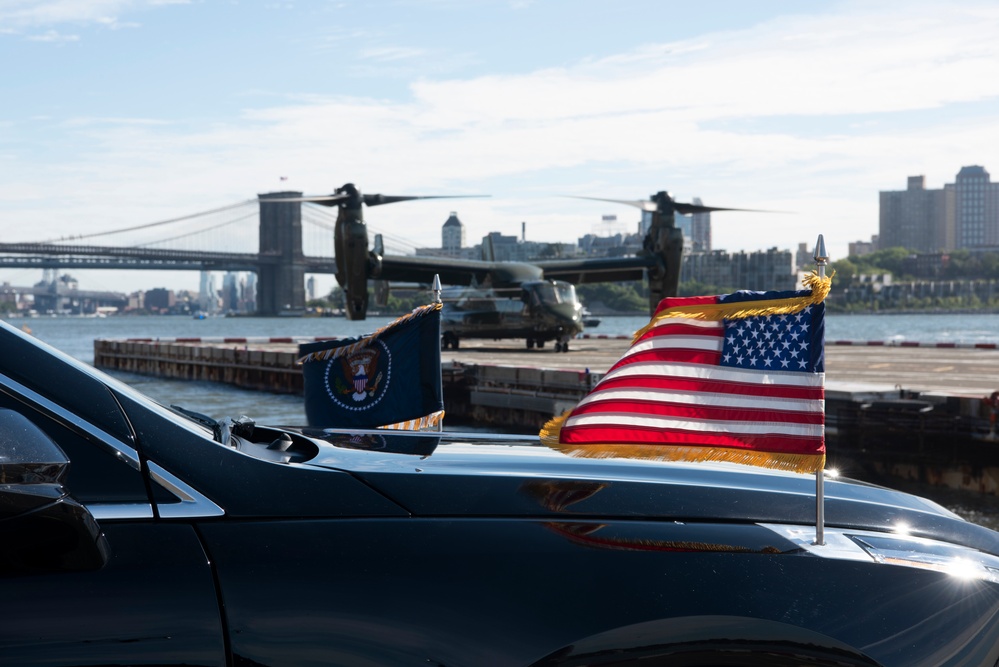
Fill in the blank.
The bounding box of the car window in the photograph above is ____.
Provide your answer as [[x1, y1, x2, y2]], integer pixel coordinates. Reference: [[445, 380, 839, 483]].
[[0, 392, 148, 506]]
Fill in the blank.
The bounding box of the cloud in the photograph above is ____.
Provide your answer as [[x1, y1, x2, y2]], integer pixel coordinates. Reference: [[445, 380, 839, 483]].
[[358, 46, 428, 63], [0, 0, 133, 27], [3, 0, 999, 265], [25, 28, 77, 41]]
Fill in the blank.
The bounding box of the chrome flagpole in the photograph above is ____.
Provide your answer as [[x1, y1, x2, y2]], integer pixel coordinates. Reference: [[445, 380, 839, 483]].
[[813, 235, 828, 546], [433, 274, 444, 432]]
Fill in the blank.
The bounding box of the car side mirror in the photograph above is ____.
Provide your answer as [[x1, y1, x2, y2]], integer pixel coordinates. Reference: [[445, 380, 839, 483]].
[[0, 409, 109, 573]]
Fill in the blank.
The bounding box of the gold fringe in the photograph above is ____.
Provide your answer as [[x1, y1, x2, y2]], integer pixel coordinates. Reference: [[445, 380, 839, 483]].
[[379, 410, 445, 431], [551, 442, 825, 474], [632, 271, 834, 343], [539, 411, 571, 446], [298, 302, 442, 364]]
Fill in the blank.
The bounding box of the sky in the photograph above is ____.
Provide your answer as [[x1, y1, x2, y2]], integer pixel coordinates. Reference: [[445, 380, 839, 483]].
[[2, 0, 999, 296]]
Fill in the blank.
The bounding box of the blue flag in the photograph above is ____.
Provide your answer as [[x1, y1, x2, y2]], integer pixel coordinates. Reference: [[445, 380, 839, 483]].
[[298, 303, 444, 429]]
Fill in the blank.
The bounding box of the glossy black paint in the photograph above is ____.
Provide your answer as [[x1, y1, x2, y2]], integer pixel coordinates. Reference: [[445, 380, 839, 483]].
[[4, 318, 999, 666]]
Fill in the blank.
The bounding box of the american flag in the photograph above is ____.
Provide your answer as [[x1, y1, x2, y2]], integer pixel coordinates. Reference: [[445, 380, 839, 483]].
[[543, 285, 827, 473]]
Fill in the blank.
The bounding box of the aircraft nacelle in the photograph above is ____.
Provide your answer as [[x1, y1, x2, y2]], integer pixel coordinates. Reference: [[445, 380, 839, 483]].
[[642, 195, 684, 312], [334, 209, 372, 320]]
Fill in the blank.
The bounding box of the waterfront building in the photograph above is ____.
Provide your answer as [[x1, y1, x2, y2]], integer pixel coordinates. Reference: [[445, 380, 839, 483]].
[[415, 211, 480, 260], [441, 212, 466, 255], [690, 198, 712, 252], [681, 247, 796, 291], [199, 271, 218, 315], [879, 175, 950, 252], [244, 272, 257, 312], [879, 166, 998, 252], [955, 166, 996, 248], [145, 288, 177, 313], [848, 238, 877, 257]]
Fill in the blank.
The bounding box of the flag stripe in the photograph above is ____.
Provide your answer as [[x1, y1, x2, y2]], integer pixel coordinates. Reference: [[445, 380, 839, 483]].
[[591, 375, 824, 400], [627, 334, 723, 356], [603, 361, 824, 388], [558, 421, 822, 454], [614, 349, 725, 368], [574, 389, 824, 415], [637, 319, 724, 340], [565, 407, 823, 437]]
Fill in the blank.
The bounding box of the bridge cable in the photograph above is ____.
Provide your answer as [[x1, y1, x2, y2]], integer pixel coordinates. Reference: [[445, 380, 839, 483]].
[[138, 212, 259, 248], [39, 199, 257, 244]]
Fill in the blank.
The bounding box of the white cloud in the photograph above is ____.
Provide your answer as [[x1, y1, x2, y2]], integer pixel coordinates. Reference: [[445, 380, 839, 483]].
[[358, 46, 427, 63], [3, 0, 999, 267], [25, 28, 77, 41], [0, 0, 133, 27]]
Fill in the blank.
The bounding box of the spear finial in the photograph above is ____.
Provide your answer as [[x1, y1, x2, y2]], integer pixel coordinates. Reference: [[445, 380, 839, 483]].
[[813, 234, 829, 279]]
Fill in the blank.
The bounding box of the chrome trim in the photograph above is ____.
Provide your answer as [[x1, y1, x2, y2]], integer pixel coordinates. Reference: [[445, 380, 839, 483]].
[[0, 372, 141, 471], [88, 503, 155, 521], [759, 523, 880, 562], [148, 461, 225, 518]]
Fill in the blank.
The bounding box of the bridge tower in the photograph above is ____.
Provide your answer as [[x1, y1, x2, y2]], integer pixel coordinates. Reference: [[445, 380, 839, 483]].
[[256, 192, 306, 316]]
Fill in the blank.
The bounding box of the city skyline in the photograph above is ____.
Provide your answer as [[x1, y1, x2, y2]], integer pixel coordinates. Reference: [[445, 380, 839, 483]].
[[2, 1, 999, 294]]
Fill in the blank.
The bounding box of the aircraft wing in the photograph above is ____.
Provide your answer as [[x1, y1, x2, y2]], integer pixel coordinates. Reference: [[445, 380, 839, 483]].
[[534, 255, 657, 284], [378, 255, 544, 288]]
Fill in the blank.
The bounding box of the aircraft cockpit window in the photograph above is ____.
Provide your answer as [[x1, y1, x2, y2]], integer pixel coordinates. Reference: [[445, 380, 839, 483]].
[[554, 282, 577, 305], [533, 282, 576, 305], [534, 283, 558, 304]]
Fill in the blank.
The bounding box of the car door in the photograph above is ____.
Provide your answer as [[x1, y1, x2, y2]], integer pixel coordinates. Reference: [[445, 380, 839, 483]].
[[0, 372, 227, 667]]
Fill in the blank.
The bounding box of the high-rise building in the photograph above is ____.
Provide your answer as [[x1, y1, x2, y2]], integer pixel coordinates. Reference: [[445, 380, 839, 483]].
[[955, 166, 996, 248], [441, 212, 465, 255], [879, 167, 998, 252], [690, 197, 711, 252], [198, 271, 217, 314], [879, 175, 949, 252]]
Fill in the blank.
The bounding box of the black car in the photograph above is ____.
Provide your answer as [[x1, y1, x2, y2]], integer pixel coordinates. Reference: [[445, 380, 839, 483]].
[[3, 317, 999, 667]]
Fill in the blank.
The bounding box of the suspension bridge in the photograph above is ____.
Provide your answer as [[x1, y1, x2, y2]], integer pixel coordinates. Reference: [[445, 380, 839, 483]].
[[0, 192, 426, 316]]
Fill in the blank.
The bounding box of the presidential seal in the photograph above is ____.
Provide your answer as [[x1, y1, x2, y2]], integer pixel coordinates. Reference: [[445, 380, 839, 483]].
[[322, 339, 392, 412]]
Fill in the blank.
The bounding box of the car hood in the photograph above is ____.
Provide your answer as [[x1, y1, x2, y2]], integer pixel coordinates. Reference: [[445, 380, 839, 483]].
[[298, 429, 999, 555]]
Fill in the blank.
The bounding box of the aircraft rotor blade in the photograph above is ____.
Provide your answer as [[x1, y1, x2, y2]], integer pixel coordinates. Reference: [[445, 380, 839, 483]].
[[363, 194, 489, 207], [261, 194, 352, 207], [571, 195, 781, 215], [673, 202, 775, 215], [567, 195, 657, 212]]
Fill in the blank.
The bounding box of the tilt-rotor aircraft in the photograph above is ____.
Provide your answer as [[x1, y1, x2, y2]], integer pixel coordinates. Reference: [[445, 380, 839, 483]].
[[269, 184, 757, 352]]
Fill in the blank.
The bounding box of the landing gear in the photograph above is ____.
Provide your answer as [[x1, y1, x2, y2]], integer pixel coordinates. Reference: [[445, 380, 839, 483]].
[[526, 338, 535, 349], [441, 332, 460, 350], [554, 340, 570, 353]]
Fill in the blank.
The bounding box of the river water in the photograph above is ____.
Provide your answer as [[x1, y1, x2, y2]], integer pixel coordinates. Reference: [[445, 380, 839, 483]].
[[5, 311, 999, 527]]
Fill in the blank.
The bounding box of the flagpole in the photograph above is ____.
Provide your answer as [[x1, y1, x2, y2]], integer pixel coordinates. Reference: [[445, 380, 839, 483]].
[[433, 274, 444, 433], [813, 235, 828, 546]]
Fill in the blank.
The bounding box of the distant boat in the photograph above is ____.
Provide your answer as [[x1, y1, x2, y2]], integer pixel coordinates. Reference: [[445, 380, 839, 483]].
[[582, 307, 601, 328], [193, 313, 207, 320]]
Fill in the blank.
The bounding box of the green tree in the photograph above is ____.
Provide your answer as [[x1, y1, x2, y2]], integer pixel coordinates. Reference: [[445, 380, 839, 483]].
[[830, 258, 858, 283], [575, 282, 646, 312]]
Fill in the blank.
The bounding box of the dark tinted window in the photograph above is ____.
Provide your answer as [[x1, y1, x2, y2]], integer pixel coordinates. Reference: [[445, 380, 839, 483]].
[[0, 393, 148, 505]]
